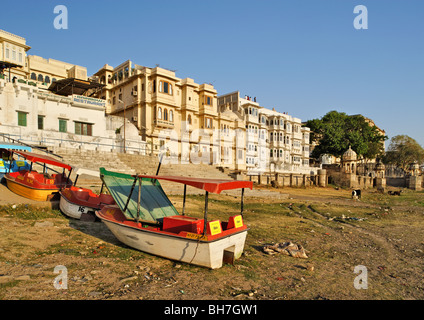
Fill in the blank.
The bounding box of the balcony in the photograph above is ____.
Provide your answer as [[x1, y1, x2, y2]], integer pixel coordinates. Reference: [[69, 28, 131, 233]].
[[154, 119, 174, 128]]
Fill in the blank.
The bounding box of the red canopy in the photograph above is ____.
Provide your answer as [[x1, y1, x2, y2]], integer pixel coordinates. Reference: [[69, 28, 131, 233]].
[[13, 150, 73, 171], [133, 175, 253, 194]]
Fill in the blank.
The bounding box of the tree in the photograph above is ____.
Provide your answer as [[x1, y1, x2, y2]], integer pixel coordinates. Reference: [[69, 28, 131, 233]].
[[383, 135, 424, 170], [305, 111, 387, 160]]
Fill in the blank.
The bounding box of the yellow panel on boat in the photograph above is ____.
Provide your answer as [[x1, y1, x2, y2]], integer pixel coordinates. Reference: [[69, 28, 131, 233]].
[[16, 161, 26, 167], [208, 220, 222, 235], [233, 215, 243, 228]]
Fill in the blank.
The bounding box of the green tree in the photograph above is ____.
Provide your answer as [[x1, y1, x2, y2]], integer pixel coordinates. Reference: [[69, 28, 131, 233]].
[[305, 111, 387, 160], [383, 135, 424, 170]]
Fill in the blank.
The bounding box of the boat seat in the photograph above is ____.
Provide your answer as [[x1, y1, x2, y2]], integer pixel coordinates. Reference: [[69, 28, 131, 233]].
[[98, 194, 115, 205], [75, 191, 90, 201]]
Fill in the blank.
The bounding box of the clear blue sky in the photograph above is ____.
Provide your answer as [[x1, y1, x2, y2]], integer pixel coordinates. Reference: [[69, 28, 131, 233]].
[[2, 0, 423, 147]]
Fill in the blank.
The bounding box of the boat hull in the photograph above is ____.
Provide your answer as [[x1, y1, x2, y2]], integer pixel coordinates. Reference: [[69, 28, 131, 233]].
[[59, 194, 96, 220], [4, 171, 72, 202], [101, 219, 247, 269], [5, 177, 59, 201], [59, 187, 115, 220]]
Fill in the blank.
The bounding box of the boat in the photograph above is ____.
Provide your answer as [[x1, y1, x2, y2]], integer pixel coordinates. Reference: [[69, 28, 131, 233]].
[[95, 167, 253, 269], [0, 143, 32, 180], [59, 167, 115, 221], [4, 150, 73, 201]]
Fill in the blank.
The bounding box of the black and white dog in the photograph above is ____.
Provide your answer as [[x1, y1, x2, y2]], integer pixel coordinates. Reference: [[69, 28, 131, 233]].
[[352, 189, 361, 199]]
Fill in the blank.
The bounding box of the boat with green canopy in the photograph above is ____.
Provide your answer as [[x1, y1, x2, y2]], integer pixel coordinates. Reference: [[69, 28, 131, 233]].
[[95, 167, 253, 269]]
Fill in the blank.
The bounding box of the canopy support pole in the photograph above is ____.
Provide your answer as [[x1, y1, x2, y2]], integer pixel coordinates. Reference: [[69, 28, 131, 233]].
[[203, 191, 208, 235], [241, 188, 245, 216], [100, 182, 104, 194], [124, 176, 138, 214], [74, 174, 79, 186], [137, 177, 142, 223], [182, 184, 187, 216]]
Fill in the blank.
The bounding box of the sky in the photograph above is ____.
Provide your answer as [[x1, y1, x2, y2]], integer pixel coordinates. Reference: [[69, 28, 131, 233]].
[[2, 0, 423, 147]]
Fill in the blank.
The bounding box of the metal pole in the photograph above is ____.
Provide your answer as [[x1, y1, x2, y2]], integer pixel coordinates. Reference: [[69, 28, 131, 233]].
[[137, 177, 142, 223], [182, 184, 187, 216], [203, 191, 208, 235], [241, 188, 245, 216], [123, 176, 138, 214]]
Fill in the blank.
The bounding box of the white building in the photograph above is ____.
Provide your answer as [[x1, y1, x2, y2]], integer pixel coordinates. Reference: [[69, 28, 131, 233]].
[[218, 91, 315, 175]]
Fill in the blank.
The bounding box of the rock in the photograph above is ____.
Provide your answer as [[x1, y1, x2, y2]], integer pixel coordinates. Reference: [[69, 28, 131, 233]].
[[120, 275, 138, 283], [263, 241, 308, 259]]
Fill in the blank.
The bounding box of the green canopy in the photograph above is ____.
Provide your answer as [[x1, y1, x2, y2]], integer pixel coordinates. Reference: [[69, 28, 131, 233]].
[[99, 167, 179, 222]]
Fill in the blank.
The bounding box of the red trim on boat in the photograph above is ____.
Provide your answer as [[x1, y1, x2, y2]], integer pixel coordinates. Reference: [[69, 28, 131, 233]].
[[131, 175, 253, 194], [12, 151, 72, 171]]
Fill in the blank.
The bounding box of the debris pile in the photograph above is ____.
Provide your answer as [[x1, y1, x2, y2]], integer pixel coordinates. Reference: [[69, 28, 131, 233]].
[[263, 241, 308, 259]]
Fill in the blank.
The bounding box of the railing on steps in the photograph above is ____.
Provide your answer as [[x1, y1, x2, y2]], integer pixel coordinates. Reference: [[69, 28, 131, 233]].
[[0, 133, 63, 159]]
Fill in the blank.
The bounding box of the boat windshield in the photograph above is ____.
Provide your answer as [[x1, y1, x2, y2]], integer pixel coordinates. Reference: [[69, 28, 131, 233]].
[[99, 168, 179, 222]]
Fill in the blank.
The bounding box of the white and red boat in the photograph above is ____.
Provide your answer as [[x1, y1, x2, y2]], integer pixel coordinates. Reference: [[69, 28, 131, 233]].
[[95, 168, 253, 269], [59, 168, 115, 221]]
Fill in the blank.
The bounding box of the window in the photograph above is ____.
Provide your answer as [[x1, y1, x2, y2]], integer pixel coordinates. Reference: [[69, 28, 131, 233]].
[[5, 48, 9, 59], [164, 109, 168, 121], [59, 119, 67, 133], [157, 107, 162, 119], [169, 110, 173, 122], [31, 73, 36, 80], [159, 81, 173, 95], [270, 149, 273, 157], [205, 95, 212, 106], [38, 74, 43, 82], [187, 114, 192, 125], [238, 149, 243, 160], [19, 53, 22, 63], [12, 50, 16, 60], [45, 76, 50, 83], [38, 116, 44, 130], [17, 112, 27, 126], [75, 122, 93, 136], [205, 117, 212, 129]]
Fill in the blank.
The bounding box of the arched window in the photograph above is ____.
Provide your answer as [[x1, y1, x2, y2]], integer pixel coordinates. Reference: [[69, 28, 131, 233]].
[[158, 107, 162, 119], [187, 114, 192, 125], [38, 74, 43, 82], [164, 109, 168, 121], [31, 73, 36, 80], [45, 76, 50, 83], [169, 110, 173, 122], [52, 78, 57, 83]]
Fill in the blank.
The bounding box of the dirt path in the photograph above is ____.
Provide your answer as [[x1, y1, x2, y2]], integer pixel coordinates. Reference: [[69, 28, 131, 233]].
[[1, 182, 423, 301]]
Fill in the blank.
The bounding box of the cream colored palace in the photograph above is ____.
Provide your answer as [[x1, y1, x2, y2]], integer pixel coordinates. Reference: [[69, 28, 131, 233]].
[[0, 29, 315, 175]]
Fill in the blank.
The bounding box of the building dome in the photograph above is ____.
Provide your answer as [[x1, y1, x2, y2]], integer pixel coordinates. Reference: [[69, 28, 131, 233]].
[[343, 146, 357, 161]]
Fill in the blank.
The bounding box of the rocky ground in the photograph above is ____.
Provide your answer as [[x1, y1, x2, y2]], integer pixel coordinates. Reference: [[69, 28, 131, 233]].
[[1, 181, 423, 302]]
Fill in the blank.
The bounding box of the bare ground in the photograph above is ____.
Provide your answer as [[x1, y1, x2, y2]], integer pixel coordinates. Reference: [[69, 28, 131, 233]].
[[0, 181, 423, 301]]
